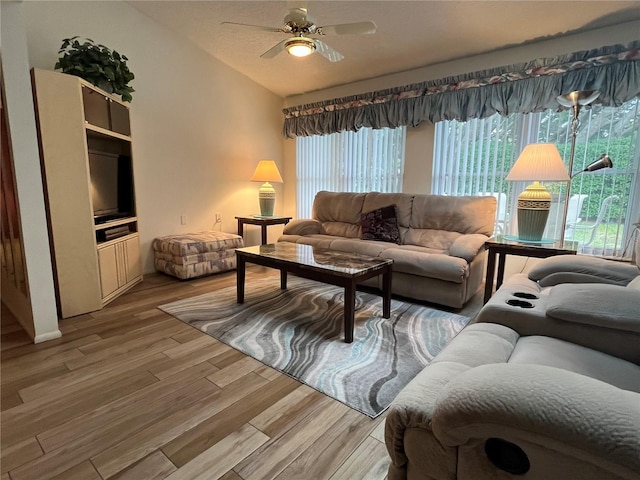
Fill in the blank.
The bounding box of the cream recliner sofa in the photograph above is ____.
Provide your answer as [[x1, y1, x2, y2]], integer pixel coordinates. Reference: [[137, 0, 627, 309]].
[[279, 191, 496, 308], [385, 239, 640, 480], [476, 237, 640, 361]]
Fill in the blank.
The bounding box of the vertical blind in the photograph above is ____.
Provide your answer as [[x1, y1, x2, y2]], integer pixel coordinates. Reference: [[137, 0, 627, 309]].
[[432, 98, 640, 257], [296, 127, 406, 218]]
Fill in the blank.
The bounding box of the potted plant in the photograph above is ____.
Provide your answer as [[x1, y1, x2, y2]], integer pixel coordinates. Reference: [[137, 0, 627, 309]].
[[55, 37, 135, 102]]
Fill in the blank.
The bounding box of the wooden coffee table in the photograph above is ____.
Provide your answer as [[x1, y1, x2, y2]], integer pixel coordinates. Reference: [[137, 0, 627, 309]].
[[235, 243, 393, 343]]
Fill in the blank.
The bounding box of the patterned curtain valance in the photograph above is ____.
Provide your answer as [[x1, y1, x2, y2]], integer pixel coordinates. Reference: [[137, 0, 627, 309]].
[[283, 40, 640, 138]]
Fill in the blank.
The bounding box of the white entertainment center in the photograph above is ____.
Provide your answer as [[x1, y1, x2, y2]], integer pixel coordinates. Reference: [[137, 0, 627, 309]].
[[32, 68, 142, 319]]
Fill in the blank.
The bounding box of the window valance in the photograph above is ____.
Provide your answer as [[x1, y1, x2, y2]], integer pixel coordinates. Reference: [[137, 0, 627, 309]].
[[282, 40, 640, 138]]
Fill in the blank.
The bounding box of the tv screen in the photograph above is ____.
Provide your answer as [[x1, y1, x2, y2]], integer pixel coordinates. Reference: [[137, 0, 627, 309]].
[[88, 150, 133, 222]]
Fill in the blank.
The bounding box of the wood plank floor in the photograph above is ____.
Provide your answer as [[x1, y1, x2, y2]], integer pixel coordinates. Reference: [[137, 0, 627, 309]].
[[1, 266, 483, 480]]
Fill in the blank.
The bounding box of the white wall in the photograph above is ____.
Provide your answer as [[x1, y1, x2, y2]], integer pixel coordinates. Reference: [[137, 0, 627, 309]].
[[1, 2, 60, 343], [23, 1, 285, 273]]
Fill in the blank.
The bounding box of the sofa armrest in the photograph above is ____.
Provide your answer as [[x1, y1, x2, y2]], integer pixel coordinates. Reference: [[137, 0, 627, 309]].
[[432, 363, 640, 476], [448, 234, 488, 262], [528, 255, 638, 287], [282, 219, 323, 236], [546, 283, 640, 333]]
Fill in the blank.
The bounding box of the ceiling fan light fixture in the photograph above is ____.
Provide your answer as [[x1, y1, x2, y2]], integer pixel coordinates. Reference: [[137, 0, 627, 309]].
[[285, 36, 315, 57]]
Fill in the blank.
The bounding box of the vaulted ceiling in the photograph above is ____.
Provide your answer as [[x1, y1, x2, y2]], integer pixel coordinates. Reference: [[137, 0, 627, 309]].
[[129, 1, 640, 98]]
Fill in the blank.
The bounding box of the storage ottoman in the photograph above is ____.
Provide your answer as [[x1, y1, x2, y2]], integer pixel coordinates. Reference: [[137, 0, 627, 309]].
[[152, 231, 244, 280]]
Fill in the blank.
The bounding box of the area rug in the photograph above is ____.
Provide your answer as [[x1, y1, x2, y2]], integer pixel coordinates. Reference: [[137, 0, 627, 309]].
[[158, 277, 470, 417]]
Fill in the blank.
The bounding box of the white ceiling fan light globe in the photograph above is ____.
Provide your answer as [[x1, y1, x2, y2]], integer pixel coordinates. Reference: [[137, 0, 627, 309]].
[[285, 37, 316, 57]]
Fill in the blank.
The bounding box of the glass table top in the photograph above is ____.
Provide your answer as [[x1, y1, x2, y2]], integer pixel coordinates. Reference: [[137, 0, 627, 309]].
[[236, 242, 393, 276]]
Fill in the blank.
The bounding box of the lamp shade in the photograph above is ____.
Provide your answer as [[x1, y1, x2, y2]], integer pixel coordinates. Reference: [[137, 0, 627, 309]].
[[582, 154, 613, 173], [506, 144, 570, 182], [556, 90, 600, 108], [251, 160, 283, 183]]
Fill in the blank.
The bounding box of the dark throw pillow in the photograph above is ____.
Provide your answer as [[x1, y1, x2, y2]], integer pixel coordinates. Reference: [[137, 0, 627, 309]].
[[361, 204, 401, 244]]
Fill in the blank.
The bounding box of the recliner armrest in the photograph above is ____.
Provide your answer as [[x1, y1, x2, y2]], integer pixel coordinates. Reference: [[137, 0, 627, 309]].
[[282, 219, 323, 236], [432, 363, 640, 477], [546, 283, 640, 333], [528, 255, 638, 287]]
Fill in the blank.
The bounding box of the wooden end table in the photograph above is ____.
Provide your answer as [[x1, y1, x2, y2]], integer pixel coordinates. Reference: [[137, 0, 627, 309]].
[[483, 236, 578, 304], [236, 215, 292, 245]]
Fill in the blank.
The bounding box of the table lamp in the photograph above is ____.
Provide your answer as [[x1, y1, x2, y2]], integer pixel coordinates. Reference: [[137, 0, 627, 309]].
[[251, 160, 283, 217], [506, 143, 570, 241]]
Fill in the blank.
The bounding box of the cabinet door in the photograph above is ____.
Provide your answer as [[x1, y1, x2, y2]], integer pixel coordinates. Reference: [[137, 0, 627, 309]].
[[98, 244, 119, 298], [124, 235, 142, 283]]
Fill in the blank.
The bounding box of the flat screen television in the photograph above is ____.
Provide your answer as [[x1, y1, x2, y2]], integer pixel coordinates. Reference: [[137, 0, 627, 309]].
[[88, 150, 134, 224]]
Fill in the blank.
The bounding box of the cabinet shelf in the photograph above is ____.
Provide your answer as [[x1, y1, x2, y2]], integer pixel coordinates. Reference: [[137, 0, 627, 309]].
[[94, 216, 138, 231], [85, 123, 131, 142]]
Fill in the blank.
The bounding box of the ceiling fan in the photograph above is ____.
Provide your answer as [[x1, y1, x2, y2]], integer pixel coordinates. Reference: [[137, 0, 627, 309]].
[[221, 7, 377, 62]]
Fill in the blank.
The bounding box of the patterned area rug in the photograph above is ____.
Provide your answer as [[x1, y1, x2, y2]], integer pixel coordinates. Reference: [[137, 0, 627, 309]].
[[159, 276, 470, 417]]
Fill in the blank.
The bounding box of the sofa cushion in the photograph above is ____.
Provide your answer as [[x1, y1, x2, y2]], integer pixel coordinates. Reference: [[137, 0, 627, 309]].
[[328, 238, 393, 257], [361, 204, 401, 244], [509, 336, 640, 393], [546, 283, 640, 333], [404, 228, 460, 250], [312, 191, 367, 238], [410, 194, 496, 236], [380, 247, 469, 283], [312, 191, 366, 224], [362, 192, 413, 228]]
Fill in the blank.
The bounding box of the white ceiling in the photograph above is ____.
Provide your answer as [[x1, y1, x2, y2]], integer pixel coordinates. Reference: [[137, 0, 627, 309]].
[[129, 1, 640, 98]]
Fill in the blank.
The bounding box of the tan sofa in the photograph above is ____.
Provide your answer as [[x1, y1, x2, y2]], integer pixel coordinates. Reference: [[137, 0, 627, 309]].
[[278, 191, 497, 308]]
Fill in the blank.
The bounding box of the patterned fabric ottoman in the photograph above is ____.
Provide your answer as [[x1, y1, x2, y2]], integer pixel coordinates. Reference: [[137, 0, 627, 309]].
[[152, 231, 244, 280]]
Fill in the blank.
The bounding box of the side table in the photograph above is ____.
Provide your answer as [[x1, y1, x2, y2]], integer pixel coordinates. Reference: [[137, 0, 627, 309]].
[[483, 237, 577, 304], [236, 215, 292, 245]]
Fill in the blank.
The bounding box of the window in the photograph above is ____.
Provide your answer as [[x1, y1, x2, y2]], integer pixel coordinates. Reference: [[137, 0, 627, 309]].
[[296, 126, 406, 218], [432, 98, 640, 257]]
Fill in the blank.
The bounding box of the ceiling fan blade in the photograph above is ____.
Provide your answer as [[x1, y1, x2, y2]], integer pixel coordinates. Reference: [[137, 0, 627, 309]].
[[318, 21, 377, 36], [221, 21, 284, 33], [260, 39, 288, 59], [313, 40, 344, 62]]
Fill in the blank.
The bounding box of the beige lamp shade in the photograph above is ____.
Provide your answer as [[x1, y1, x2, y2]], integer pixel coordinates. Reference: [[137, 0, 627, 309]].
[[251, 160, 283, 217], [251, 160, 283, 183], [506, 144, 569, 242], [506, 143, 570, 182]]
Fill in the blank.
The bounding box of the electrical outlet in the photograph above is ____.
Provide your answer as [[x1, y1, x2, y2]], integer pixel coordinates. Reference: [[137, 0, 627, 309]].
[[215, 212, 222, 224], [180, 214, 187, 225]]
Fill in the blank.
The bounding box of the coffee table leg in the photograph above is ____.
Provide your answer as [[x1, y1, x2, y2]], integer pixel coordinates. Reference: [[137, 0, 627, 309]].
[[236, 254, 245, 304], [382, 267, 392, 318], [344, 284, 355, 343], [280, 269, 287, 290]]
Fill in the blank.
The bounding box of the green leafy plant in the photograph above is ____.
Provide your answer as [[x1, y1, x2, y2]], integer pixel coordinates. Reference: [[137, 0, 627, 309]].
[[55, 37, 135, 102]]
